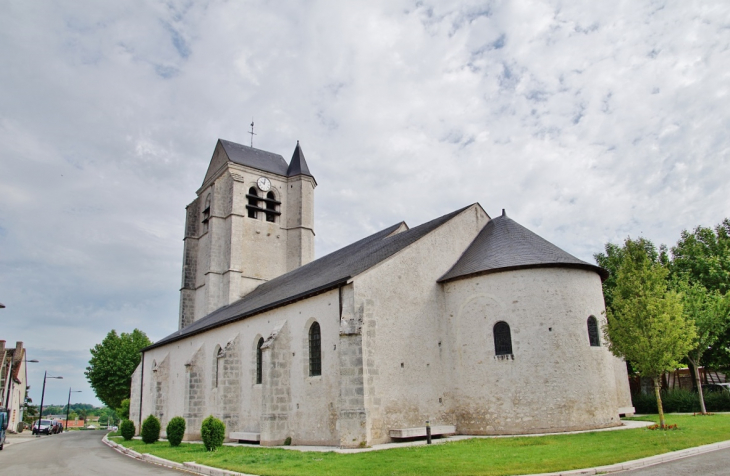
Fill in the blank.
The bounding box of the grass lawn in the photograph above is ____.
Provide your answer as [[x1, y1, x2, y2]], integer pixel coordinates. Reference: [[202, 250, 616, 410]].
[[112, 414, 730, 476]]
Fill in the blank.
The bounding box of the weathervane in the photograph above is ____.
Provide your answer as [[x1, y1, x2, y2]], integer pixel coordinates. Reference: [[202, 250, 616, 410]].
[[249, 119, 256, 147]]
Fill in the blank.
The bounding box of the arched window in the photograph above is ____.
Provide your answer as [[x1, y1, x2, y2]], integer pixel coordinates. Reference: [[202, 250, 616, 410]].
[[265, 191, 277, 223], [309, 322, 321, 376], [247, 187, 259, 219], [256, 337, 264, 384], [587, 316, 600, 347], [493, 321, 513, 356], [202, 193, 211, 233]]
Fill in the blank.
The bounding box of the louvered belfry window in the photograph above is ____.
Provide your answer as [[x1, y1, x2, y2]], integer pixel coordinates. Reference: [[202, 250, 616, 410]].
[[247, 187, 259, 218], [309, 322, 322, 376], [256, 337, 264, 384], [493, 321, 513, 356], [265, 191, 277, 222], [587, 316, 600, 347]]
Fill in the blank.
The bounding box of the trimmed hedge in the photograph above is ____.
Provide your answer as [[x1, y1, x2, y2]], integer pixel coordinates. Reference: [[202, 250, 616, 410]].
[[141, 414, 161, 444], [201, 415, 226, 452], [166, 416, 186, 447], [632, 389, 730, 413], [120, 419, 135, 441]]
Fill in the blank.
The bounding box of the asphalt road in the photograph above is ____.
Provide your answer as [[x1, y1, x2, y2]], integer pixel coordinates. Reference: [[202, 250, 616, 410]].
[[0, 430, 183, 475], [618, 446, 730, 476]]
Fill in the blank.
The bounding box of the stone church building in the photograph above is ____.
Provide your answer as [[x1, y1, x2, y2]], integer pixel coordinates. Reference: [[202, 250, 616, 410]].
[[130, 139, 633, 447]]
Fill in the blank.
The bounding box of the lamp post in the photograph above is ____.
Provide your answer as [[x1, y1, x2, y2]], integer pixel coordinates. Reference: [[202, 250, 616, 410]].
[[65, 389, 81, 431], [36, 371, 62, 437]]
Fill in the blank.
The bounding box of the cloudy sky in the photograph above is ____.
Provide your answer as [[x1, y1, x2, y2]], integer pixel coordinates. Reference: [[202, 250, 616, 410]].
[[1, 1, 728, 406]]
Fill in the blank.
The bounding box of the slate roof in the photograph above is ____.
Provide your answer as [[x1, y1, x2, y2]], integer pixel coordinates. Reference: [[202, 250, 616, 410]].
[[146, 205, 472, 350], [219, 139, 290, 176], [218, 139, 315, 179], [438, 210, 608, 283], [286, 141, 314, 179]]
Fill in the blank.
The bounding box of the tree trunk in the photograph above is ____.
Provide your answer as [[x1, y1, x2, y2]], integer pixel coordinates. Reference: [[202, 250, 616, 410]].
[[688, 361, 698, 391], [689, 355, 707, 414], [653, 376, 666, 428]]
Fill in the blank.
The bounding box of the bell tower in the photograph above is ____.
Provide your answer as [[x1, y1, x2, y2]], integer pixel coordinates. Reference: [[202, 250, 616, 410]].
[[178, 139, 316, 330]]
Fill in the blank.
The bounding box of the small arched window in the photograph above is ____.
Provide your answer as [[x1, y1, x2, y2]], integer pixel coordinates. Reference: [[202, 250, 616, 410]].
[[587, 316, 600, 347], [256, 337, 264, 384], [493, 321, 513, 356], [309, 322, 322, 376], [247, 187, 259, 219], [215, 347, 225, 387], [265, 191, 277, 223]]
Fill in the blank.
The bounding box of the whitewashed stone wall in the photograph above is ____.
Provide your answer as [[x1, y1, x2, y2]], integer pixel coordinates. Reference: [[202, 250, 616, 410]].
[[443, 267, 627, 434]]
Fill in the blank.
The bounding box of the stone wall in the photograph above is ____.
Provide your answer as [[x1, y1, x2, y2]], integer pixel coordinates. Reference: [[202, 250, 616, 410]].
[[444, 268, 625, 434], [184, 345, 206, 439]]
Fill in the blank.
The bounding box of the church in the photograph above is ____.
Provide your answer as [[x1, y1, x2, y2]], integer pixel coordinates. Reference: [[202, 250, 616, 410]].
[[129, 139, 634, 447]]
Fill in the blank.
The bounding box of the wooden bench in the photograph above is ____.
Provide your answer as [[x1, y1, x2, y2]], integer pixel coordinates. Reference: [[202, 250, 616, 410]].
[[389, 425, 456, 439], [229, 431, 261, 442]]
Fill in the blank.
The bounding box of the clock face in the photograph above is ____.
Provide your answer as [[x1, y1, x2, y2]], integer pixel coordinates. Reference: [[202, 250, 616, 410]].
[[257, 177, 271, 192]]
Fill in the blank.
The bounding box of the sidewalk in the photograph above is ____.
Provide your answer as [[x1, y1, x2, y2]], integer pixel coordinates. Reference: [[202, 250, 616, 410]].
[[4, 431, 42, 447]]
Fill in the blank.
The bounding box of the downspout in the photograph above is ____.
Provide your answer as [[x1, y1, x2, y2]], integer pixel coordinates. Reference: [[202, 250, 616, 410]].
[[138, 352, 145, 430]]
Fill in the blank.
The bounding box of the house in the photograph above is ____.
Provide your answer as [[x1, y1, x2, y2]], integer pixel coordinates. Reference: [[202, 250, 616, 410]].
[[130, 139, 633, 447], [0, 341, 29, 433]]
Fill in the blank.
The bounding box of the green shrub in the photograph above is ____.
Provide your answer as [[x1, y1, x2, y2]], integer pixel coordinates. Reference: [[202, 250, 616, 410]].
[[120, 419, 135, 440], [141, 415, 161, 444], [201, 415, 226, 451], [631, 389, 730, 414], [166, 416, 186, 447]]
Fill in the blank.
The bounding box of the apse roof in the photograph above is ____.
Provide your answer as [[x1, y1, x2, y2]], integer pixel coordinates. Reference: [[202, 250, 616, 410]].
[[145, 205, 472, 350], [438, 211, 608, 283]]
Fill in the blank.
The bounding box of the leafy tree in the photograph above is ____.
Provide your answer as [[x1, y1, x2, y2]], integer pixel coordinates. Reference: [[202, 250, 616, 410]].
[[670, 219, 730, 370], [117, 398, 130, 420], [85, 329, 151, 409], [604, 238, 696, 428], [68, 411, 78, 420], [677, 281, 730, 413], [670, 219, 730, 294], [78, 409, 88, 423]]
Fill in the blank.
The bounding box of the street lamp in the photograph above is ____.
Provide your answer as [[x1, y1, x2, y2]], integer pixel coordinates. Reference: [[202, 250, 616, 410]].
[[65, 389, 81, 431], [36, 371, 62, 437]]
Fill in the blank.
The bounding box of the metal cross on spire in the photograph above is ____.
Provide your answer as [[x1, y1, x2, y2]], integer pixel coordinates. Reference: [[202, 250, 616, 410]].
[[248, 119, 256, 147]]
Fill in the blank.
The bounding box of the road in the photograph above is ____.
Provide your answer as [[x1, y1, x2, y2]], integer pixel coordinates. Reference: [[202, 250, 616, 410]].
[[618, 446, 730, 475], [0, 430, 183, 475]]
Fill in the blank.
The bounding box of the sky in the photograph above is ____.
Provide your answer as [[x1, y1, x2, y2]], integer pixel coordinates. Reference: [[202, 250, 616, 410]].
[[1, 0, 728, 407]]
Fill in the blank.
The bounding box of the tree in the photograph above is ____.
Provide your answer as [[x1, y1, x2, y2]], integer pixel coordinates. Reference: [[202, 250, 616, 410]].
[[85, 329, 151, 409], [117, 398, 130, 420], [670, 219, 730, 370], [604, 238, 697, 428], [677, 281, 730, 414]]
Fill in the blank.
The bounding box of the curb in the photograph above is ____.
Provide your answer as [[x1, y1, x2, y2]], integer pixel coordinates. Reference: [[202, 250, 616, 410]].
[[102, 433, 730, 476]]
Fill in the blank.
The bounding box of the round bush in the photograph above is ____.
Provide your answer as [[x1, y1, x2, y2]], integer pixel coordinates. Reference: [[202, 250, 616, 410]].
[[141, 414, 161, 444], [200, 415, 225, 451], [120, 419, 135, 441], [166, 416, 186, 447]]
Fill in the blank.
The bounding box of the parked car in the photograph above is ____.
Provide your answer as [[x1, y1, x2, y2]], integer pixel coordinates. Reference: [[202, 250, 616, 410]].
[[32, 419, 54, 435], [51, 419, 64, 434]]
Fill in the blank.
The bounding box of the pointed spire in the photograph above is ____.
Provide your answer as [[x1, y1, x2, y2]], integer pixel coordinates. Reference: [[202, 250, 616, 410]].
[[287, 140, 314, 177]]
